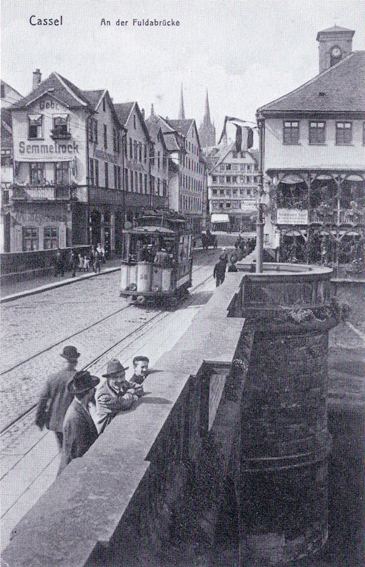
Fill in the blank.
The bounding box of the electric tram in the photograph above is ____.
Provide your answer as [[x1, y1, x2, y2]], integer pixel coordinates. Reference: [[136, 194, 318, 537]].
[[119, 211, 193, 305]]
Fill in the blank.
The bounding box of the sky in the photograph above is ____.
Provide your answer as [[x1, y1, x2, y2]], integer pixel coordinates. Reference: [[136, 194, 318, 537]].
[[2, 0, 365, 144]]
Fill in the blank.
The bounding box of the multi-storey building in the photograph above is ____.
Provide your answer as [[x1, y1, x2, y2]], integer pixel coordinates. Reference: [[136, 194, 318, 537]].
[[145, 111, 170, 210], [9, 71, 126, 254], [257, 25, 365, 265], [145, 113, 205, 236], [1, 82, 23, 252], [206, 142, 259, 232]]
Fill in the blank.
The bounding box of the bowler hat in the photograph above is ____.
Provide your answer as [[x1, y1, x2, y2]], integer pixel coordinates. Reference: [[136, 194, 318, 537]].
[[103, 359, 129, 377], [61, 345, 80, 360], [67, 370, 100, 394]]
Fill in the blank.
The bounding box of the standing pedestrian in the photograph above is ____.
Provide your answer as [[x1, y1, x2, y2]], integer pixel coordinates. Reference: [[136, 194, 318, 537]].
[[54, 248, 64, 277], [58, 370, 100, 474], [92, 245, 101, 273], [213, 258, 226, 287], [95, 359, 140, 434], [71, 249, 79, 278], [35, 345, 80, 449]]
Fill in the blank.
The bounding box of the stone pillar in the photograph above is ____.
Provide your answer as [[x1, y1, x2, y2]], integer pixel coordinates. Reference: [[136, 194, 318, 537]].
[[233, 264, 338, 566]]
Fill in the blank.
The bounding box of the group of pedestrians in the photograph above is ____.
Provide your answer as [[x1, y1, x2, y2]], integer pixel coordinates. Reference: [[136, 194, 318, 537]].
[[35, 346, 149, 475], [54, 243, 106, 278]]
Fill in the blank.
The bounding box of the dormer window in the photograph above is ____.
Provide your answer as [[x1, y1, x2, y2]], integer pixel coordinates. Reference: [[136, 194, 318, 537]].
[[28, 114, 43, 139], [51, 115, 70, 139]]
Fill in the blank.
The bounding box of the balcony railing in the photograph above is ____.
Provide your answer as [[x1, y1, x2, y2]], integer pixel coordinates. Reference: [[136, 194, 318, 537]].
[[11, 185, 75, 201]]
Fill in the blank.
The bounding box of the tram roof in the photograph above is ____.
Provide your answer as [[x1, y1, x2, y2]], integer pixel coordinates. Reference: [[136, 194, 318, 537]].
[[124, 226, 176, 235]]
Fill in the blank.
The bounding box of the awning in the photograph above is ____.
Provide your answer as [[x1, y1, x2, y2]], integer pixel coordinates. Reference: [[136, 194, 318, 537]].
[[211, 214, 230, 223]]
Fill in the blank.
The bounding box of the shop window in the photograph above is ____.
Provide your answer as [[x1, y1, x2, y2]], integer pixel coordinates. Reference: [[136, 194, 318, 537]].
[[23, 227, 38, 251], [283, 121, 299, 144], [44, 227, 58, 249], [52, 116, 70, 139], [55, 162, 69, 185], [30, 162, 45, 185], [336, 122, 352, 145], [28, 114, 43, 139], [309, 121, 326, 144]]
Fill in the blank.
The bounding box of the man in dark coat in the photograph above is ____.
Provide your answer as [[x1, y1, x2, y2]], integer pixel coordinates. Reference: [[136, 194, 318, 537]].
[[213, 258, 226, 287], [35, 345, 80, 449], [58, 370, 100, 474], [129, 355, 149, 387]]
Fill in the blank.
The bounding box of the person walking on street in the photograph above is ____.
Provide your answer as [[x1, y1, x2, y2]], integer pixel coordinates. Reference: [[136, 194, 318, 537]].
[[95, 359, 141, 434], [35, 345, 80, 449], [213, 258, 226, 287], [58, 370, 100, 474]]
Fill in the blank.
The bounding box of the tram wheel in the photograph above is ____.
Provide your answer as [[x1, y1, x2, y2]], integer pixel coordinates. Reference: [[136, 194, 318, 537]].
[[136, 295, 146, 305]]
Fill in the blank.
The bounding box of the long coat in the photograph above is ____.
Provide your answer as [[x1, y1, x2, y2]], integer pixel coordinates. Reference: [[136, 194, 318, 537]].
[[35, 368, 75, 432], [58, 399, 98, 474]]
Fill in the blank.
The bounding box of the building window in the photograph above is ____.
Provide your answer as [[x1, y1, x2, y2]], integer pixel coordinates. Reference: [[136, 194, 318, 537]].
[[133, 114, 136, 129], [134, 141, 138, 160], [55, 162, 69, 185], [95, 159, 99, 187], [309, 121, 326, 144], [52, 116, 69, 138], [139, 143, 142, 162], [29, 162, 45, 185], [363, 122, 365, 145], [135, 171, 138, 192], [103, 97, 106, 112], [212, 189, 217, 195], [104, 125, 108, 149], [1, 151, 11, 167], [89, 119, 98, 143], [130, 171, 133, 191], [0, 84, 5, 98], [23, 227, 38, 251], [129, 138, 133, 159], [283, 121, 299, 144], [28, 115, 43, 139], [44, 227, 58, 249], [145, 174, 148, 193], [105, 162, 108, 188], [125, 169, 128, 191], [89, 159, 94, 185], [336, 122, 352, 145], [139, 172, 143, 192]]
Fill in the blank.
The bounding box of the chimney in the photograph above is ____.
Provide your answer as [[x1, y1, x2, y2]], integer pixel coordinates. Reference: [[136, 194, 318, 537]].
[[33, 69, 42, 91]]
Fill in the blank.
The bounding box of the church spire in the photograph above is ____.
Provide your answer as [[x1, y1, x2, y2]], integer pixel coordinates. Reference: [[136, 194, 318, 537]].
[[178, 84, 185, 119], [203, 90, 211, 125]]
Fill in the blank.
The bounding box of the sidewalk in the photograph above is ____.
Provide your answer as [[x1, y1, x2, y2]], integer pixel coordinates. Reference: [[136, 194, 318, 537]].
[[0, 258, 122, 303]]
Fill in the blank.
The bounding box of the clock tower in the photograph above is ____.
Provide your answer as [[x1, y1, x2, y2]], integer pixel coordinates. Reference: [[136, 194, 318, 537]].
[[316, 25, 355, 73]]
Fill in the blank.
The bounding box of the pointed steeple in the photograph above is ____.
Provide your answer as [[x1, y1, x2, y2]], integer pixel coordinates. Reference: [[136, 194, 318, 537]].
[[178, 84, 185, 119], [203, 90, 211, 126]]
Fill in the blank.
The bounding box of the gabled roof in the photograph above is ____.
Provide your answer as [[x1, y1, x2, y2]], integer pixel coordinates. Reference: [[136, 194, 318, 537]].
[[317, 24, 354, 35], [114, 101, 150, 140], [113, 102, 134, 126], [9, 72, 94, 111], [150, 115, 181, 152], [1, 80, 22, 98], [82, 90, 105, 110], [258, 51, 365, 115], [166, 118, 194, 137], [1, 109, 13, 149], [145, 117, 168, 152]]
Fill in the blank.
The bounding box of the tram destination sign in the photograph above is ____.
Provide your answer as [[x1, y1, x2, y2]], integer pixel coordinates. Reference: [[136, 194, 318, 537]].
[[277, 209, 308, 225]]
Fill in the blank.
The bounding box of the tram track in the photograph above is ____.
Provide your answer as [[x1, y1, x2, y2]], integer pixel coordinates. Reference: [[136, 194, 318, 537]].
[[0, 266, 213, 440]]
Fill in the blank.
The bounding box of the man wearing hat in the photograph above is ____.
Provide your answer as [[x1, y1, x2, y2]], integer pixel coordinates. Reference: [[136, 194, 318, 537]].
[[35, 345, 80, 449], [95, 359, 141, 434], [58, 370, 100, 474]]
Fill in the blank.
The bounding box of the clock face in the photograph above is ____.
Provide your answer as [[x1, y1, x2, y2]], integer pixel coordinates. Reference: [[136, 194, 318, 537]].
[[331, 46, 341, 57]]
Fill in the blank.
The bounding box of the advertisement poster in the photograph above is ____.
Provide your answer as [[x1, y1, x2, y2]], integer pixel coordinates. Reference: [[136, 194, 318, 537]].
[[1, 1, 364, 566]]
